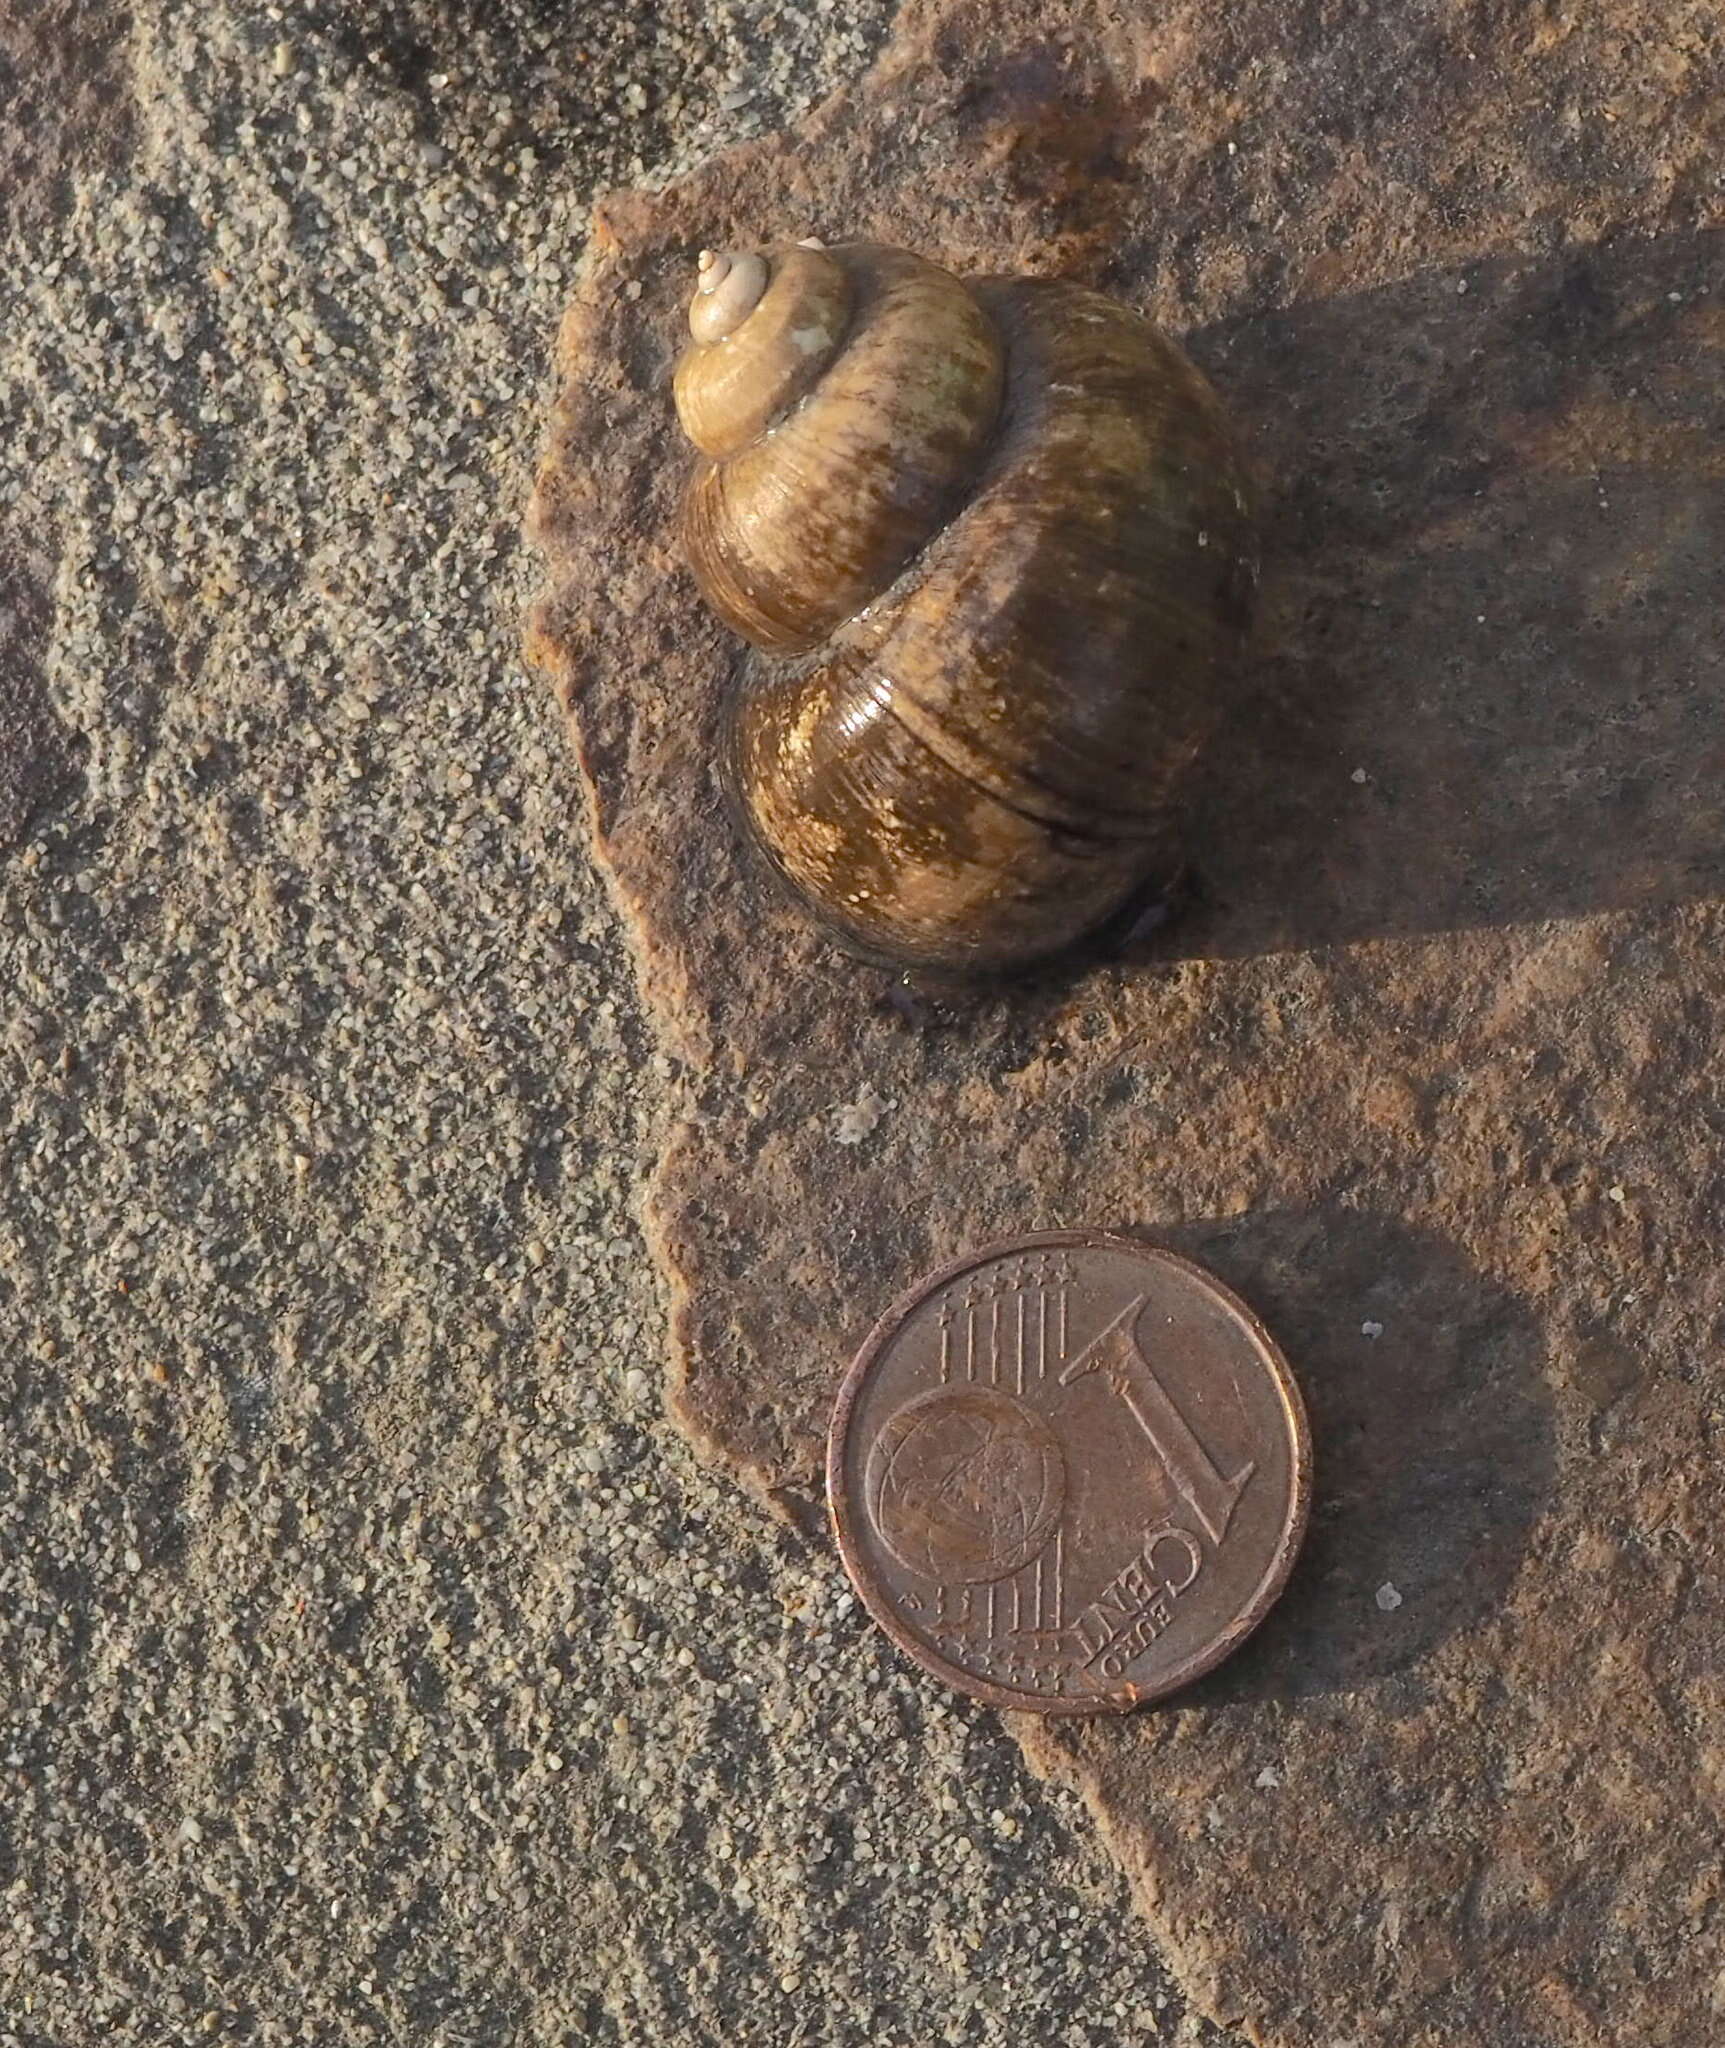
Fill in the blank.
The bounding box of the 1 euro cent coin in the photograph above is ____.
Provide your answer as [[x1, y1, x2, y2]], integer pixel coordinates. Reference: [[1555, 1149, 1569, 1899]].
[[827, 1231, 1312, 1714]]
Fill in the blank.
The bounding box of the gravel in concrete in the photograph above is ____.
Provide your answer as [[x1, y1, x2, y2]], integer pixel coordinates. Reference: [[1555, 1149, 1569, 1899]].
[[0, 4, 1223, 2041]]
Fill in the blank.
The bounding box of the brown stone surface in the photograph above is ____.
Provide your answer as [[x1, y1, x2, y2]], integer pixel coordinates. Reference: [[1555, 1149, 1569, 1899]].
[[529, 2, 1725, 2040], [0, 0, 132, 241], [0, 525, 72, 850]]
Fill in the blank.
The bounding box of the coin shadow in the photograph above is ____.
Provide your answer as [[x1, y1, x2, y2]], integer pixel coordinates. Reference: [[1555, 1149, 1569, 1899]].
[[1134, 1206, 1556, 1705]]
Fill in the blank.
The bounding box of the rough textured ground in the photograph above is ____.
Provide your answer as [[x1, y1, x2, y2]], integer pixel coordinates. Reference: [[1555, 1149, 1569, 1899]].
[[0, 2, 1243, 2044], [531, 0, 1725, 2042], [0, 0, 132, 241], [0, 523, 71, 852]]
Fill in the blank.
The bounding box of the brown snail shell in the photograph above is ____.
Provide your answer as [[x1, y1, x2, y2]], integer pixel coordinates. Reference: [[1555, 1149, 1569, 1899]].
[[672, 239, 1257, 975]]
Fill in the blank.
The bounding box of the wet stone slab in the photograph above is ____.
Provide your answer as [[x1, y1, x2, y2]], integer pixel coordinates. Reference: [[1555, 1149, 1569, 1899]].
[[529, 2, 1725, 2040]]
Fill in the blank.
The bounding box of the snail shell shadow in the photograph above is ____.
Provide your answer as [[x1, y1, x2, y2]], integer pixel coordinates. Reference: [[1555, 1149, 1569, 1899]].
[[1172, 225, 1725, 963]]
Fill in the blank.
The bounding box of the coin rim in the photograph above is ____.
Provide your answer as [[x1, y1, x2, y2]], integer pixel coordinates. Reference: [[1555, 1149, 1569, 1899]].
[[826, 1229, 1314, 1717]]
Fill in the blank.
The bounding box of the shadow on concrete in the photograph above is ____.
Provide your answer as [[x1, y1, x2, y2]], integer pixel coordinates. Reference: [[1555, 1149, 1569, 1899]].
[[0, 524, 75, 854]]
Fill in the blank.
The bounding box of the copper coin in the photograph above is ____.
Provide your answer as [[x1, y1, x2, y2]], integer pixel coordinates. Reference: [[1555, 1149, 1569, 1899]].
[[827, 1231, 1312, 1715]]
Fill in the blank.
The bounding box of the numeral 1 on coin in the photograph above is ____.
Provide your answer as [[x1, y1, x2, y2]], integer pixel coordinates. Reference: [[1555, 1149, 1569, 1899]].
[[1060, 1296, 1255, 1545]]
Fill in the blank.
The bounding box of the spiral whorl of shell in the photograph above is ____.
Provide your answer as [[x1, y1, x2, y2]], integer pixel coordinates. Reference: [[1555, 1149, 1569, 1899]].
[[676, 244, 1006, 652], [672, 242, 1257, 973]]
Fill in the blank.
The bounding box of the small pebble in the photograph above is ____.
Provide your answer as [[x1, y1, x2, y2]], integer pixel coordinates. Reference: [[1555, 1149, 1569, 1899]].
[[832, 1087, 888, 1146]]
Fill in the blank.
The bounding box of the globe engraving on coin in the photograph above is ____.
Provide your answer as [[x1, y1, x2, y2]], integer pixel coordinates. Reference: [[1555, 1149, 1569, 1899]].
[[866, 1386, 1065, 1583], [827, 1232, 1313, 1715]]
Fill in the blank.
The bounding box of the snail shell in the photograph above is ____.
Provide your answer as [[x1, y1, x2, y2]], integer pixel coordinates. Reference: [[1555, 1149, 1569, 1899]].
[[672, 240, 1257, 974]]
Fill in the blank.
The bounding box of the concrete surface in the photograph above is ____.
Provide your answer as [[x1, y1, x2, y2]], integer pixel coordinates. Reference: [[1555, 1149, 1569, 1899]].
[[0, 2, 1220, 2042]]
